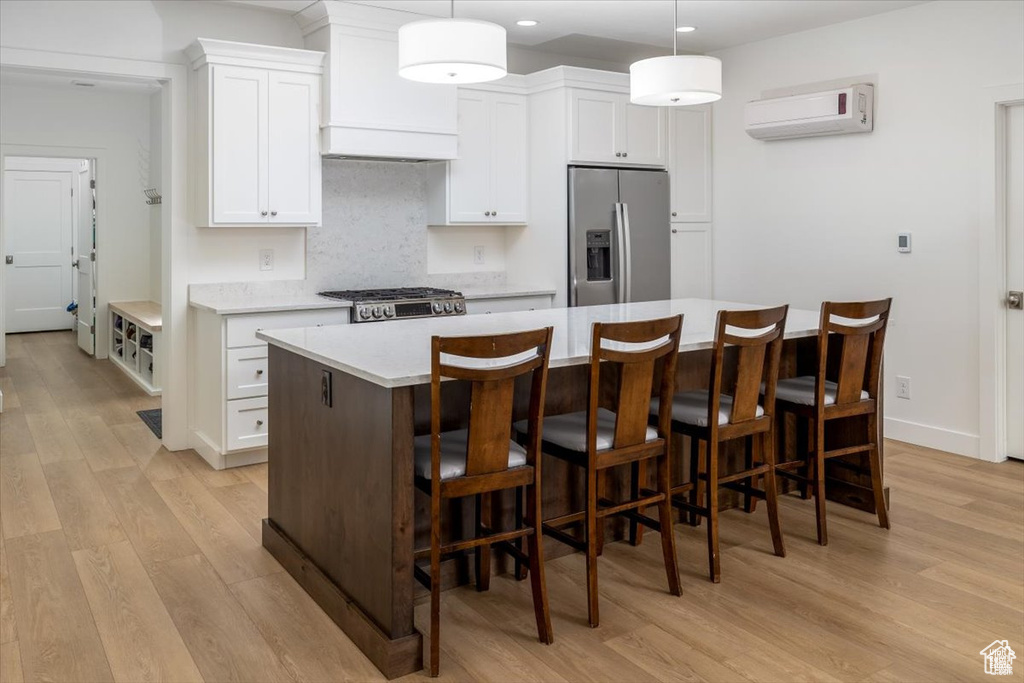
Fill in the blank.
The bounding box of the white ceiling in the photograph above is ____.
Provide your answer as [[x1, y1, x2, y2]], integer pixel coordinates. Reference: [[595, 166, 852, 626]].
[[235, 0, 926, 58]]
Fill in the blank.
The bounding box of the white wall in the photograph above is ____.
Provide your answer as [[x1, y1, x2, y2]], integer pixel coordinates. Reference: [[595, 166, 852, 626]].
[[148, 90, 162, 303], [0, 82, 154, 358], [710, 0, 1024, 457]]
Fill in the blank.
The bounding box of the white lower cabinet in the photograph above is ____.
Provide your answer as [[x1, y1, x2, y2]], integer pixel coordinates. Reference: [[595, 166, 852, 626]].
[[464, 294, 553, 315], [671, 226, 713, 299], [190, 307, 349, 469]]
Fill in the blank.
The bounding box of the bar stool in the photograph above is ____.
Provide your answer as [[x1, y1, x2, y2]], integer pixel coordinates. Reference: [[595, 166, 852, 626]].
[[653, 306, 788, 583], [773, 299, 891, 546], [413, 327, 555, 677], [516, 315, 684, 628]]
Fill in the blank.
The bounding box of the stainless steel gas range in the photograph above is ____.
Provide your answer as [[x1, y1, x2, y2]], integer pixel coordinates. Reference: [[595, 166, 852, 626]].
[[318, 287, 467, 323]]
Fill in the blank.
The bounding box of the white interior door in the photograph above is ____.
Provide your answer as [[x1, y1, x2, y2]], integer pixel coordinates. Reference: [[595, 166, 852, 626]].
[[1005, 103, 1023, 460], [76, 164, 95, 354], [3, 170, 74, 333]]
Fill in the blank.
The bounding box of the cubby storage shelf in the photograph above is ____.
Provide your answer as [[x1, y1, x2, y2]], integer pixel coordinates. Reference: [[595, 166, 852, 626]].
[[109, 301, 161, 396]]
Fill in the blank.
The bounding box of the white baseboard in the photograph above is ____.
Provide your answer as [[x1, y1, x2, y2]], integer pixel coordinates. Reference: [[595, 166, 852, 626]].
[[188, 429, 267, 470], [884, 417, 982, 460]]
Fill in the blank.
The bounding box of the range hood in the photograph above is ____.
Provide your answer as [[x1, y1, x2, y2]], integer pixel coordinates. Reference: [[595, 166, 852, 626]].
[[296, 2, 458, 162]]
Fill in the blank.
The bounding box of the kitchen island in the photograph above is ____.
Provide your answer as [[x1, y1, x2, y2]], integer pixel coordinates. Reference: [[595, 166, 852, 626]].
[[257, 299, 886, 678]]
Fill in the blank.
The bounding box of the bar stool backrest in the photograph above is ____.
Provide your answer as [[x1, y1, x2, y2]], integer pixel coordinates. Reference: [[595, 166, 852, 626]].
[[590, 315, 684, 452], [710, 306, 789, 428], [817, 299, 892, 407], [431, 328, 554, 479]]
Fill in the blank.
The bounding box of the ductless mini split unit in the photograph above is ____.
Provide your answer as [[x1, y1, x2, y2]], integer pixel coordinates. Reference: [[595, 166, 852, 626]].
[[745, 84, 874, 141]]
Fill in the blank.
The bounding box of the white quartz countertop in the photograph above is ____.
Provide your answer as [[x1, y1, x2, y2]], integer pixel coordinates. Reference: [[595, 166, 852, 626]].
[[257, 298, 820, 388], [459, 286, 556, 301], [189, 291, 352, 315]]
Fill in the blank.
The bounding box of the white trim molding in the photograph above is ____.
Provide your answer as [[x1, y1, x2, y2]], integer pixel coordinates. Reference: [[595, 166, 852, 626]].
[[978, 82, 1024, 463], [885, 418, 980, 459]]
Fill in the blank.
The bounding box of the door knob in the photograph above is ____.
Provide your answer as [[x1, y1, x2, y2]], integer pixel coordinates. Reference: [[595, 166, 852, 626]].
[[4, 255, 12, 264], [1009, 290, 1023, 310]]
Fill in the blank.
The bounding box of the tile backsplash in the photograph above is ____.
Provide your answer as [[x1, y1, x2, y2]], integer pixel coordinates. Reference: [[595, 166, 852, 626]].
[[306, 159, 507, 292]]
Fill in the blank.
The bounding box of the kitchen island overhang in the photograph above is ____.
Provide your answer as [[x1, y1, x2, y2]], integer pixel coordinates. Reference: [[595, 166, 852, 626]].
[[256, 299, 886, 679]]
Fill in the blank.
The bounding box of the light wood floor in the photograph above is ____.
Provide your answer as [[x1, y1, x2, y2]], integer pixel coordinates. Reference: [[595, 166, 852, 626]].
[[1, 331, 1021, 683]]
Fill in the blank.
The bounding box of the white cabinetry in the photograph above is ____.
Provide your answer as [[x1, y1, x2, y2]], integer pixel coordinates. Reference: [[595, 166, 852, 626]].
[[671, 227, 712, 299], [669, 104, 712, 223], [187, 39, 323, 228], [569, 89, 666, 167], [428, 83, 529, 225], [190, 307, 349, 469], [464, 294, 553, 315]]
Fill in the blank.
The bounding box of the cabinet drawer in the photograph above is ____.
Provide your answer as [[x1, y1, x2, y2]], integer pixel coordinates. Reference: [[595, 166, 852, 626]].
[[225, 309, 349, 348], [465, 295, 552, 315], [226, 397, 268, 451], [227, 347, 269, 399]]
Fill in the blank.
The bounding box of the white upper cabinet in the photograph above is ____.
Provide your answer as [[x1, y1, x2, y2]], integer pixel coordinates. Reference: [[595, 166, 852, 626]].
[[428, 85, 529, 225], [669, 104, 712, 223], [188, 39, 323, 228], [569, 89, 667, 167]]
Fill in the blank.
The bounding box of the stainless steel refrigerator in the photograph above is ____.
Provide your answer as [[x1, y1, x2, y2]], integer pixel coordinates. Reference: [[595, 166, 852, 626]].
[[568, 166, 671, 307]]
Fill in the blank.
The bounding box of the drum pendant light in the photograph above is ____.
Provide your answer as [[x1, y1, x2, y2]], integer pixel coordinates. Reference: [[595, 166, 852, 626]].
[[398, 0, 507, 84], [630, 0, 721, 106]]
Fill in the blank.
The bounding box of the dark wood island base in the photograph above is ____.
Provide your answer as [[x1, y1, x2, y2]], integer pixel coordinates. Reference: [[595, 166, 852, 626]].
[[260, 306, 887, 679]]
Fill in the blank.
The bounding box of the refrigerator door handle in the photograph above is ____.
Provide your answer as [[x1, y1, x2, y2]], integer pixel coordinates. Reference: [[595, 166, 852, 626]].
[[621, 202, 633, 303], [614, 202, 626, 303]]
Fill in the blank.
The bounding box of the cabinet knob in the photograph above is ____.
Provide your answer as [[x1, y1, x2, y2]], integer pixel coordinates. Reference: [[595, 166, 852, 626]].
[[615, 152, 622, 157], [485, 211, 491, 216], [256, 369, 264, 376], [623, 152, 628, 158], [492, 211, 497, 216], [672, 228, 678, 234], [672, 212, 677, 217], [271, 211, 278, 217], [261, 211, 268, 217], [256, 419, 264, 427]]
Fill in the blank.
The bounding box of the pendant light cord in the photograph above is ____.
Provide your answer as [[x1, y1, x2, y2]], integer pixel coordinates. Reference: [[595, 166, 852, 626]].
[[673, 0, 678, 56]]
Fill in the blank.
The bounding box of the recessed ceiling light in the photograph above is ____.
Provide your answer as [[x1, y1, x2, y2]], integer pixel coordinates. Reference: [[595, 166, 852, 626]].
[[516, 19, 539, 27], [675, 26, 697, 33]]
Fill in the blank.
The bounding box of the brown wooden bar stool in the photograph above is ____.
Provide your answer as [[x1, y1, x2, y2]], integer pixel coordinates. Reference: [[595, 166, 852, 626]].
[[516, 315, 684, 628], [413, 327, 555, 677], [773, 299, 891, 546], [654, 306, 788, 583]]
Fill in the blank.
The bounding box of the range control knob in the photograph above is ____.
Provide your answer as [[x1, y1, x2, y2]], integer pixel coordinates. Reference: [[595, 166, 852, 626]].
[[432, 301, 443, 314], [359, 308, 371, 320], [454, 301, 464, 313], [383, 306, 395, 318], [443, 301, 453, 313], [372, 306, 383, 319]]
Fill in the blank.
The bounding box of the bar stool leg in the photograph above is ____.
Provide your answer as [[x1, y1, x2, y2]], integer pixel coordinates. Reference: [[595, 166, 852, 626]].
[[515, 486, 527, 580], [867, 413, 890, 530], [813, 420, 828, 546], [706, 439, 721, 583], [630, 460, 646, 546], [596, 470, 606, 556], [429, 494, 442, 677], [743, 436, 755, 513], [526, 480, 553, 643], [657, 448, 682, 596], [585, 465, 600, 627], [762, 429, 786, 558], [475, 493, 492, 591], [690, 436, 704, 527], [801, 417, 813, 500]]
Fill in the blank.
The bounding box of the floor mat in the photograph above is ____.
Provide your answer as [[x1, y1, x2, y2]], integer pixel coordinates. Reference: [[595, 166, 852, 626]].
[[137, 409, 162, 439]]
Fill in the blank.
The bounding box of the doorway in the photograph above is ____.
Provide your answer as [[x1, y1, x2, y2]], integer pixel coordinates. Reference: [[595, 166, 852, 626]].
[[2, 156, 96, 341], [1005, 103, 1023, 461]]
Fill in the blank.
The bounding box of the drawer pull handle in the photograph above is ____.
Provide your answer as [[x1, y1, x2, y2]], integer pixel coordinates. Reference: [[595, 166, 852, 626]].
[[256, 419, 264, 427], [256, 369, 264, 376]]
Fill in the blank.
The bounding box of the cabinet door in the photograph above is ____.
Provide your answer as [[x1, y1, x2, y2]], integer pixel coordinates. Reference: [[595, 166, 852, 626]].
[[489, 93, 528, 223], [448, 91, 491, 223], [623, 102, 667, 167], [671, 226, 712, 298], [570, 89, 620, 164], [212, 65, 268, 224], [669, 105, 712, 222], [267, 71, 321, 225]]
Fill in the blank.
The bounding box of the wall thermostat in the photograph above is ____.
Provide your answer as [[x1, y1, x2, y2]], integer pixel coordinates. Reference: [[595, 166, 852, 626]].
[[897, 232, 912, 253]]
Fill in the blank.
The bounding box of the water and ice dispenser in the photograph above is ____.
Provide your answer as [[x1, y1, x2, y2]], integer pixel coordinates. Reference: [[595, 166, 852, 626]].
[[586, 230, 611, 282]]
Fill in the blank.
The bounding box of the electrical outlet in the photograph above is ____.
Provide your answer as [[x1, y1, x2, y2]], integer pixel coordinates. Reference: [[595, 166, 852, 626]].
[[473, 246, 485, 265], [896, 375, 911, 400], [259, 249, 274, 271]]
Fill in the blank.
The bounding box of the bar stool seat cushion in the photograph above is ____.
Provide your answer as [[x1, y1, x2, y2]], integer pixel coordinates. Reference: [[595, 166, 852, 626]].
[[516, 408, 658, 453], [414, 429, 527, 480], [770, 376, 869, 406], [651, 391, 764, 427]]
